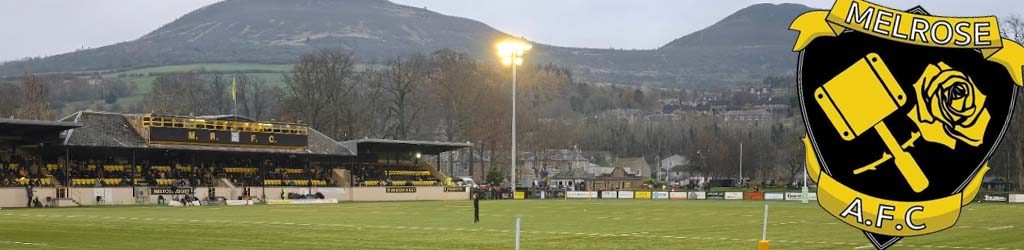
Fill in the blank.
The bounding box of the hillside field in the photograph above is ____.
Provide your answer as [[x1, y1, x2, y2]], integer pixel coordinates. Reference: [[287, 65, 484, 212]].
[[0, 200, 1019, 249], [104, 63, 292, 93]]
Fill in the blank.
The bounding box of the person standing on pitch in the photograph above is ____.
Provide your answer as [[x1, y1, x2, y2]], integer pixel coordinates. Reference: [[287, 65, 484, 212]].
[[24, 181, 33, 208], [473, 190, 481, 223]]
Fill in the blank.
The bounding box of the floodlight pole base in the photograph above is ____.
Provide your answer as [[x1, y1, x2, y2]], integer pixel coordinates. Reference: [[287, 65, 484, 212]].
[[801, 186, 809, 204]]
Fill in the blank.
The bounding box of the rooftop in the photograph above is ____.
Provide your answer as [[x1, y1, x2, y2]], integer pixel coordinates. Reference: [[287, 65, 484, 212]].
[[340, 138, 472, 156], [0, 117, 82, 144], [60, 111, 352, 156]]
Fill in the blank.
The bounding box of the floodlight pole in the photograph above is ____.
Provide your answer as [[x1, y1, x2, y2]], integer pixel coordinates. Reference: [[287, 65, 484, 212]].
[[802, 159, 809, 204], [510, 54, 518, 196]]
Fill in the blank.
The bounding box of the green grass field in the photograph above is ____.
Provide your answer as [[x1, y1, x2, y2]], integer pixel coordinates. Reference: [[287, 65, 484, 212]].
[[0, 200, 1019, 250]]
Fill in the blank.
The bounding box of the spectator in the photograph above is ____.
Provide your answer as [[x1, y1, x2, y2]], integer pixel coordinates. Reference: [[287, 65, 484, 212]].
[[24, 182, 33, 207]]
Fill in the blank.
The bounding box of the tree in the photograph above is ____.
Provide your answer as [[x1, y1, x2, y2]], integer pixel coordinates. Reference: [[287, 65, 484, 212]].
[[485, 166, 506, 185], [428, 49, 484, 142], [351, 68, 393, 139], [281, 48, 357, 138], [103, 92, 118, 104], [1003, 15, 1024, 44], [15, 74, 55, 120], [0, 82, 21, 117], [233, 73, 277, 121], [208, 74, 230, 114], [380, 54, 430, 139], [1003, 15, 1024, 191], [144, 70, 219, 115]]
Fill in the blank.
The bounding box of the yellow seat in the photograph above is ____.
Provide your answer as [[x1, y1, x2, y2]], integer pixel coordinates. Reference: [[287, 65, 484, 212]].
[[103, 178, 122, 186]]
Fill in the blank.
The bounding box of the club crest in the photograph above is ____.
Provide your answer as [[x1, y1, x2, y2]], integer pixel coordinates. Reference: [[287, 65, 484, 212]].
[[790, 0, 1024, 248]]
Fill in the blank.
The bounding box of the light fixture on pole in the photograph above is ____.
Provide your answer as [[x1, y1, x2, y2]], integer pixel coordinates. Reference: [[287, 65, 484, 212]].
[[497, 40, 532, 197]]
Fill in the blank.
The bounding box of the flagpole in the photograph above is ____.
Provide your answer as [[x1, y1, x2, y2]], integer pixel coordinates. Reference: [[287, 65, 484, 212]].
[[232, 77, 238, 119]]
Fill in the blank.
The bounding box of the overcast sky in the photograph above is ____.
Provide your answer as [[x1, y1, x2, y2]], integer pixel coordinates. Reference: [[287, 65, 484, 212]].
[[1, 0, 1021, 62]]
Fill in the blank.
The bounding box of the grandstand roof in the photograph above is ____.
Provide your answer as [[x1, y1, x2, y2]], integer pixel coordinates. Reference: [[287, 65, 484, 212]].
[[340, 138, 471, 155], [60, 111, 354, 156], [0, 117, 81, 144]]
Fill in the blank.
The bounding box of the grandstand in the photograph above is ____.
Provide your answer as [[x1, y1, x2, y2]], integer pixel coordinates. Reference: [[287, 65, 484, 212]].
[[0, 111, 471, 207]]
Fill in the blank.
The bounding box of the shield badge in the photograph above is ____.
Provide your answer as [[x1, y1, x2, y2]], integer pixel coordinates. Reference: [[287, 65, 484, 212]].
[[790, 0, 1024, 249]]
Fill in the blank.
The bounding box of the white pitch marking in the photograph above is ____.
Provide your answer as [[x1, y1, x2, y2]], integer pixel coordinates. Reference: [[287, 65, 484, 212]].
[[987, 226, 1014, 231]]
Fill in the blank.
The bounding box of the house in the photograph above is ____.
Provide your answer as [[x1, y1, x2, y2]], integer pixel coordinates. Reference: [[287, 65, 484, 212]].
[[585, 167, 644, 191], [438, 148, 491, 182], [609, 157, 651, 179], [549, 167, 592, 191], [718, 109, 772, 122], [520, 148, 592, 186], [658, 155, 690, 182]]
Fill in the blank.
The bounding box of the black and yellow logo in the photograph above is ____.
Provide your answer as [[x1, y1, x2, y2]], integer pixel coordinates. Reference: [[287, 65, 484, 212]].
[[791, 0, 1023, 248]]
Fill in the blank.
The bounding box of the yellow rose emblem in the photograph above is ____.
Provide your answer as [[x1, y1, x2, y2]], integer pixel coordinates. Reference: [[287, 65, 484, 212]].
[[907, 62, 991, 149]]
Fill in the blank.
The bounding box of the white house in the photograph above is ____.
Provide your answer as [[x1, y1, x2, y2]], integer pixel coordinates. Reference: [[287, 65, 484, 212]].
[[658, 154, 690, 182]]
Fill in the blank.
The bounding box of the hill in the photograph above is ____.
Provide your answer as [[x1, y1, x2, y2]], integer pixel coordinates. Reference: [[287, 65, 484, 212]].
[[533, 3, 811, 86], [0, 0, 514, 75], [0, 1, 812, 87]]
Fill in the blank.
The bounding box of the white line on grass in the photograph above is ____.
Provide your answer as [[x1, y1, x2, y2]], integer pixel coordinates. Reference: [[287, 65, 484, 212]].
[[0, 240, 47, 247], [6, 212, 1020, 250]]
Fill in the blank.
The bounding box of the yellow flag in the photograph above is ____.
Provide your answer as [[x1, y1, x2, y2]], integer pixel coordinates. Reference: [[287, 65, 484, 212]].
[[231, 77, 237, 102]]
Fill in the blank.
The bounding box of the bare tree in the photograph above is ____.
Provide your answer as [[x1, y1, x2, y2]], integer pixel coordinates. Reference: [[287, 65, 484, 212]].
[[359, 68, 395, 139], [282, 48, 357, 137], [381, 54, 430, 139], [208, 74, 230, 115], [234, 73, 276, 120], [15, 74, 55, 120], [429, 49, 484, 142], [144, 70, 213, 115], [1003, 15, 1024, 190], [1003, 15, 1024, 44], [0, 82, 21, 118]]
